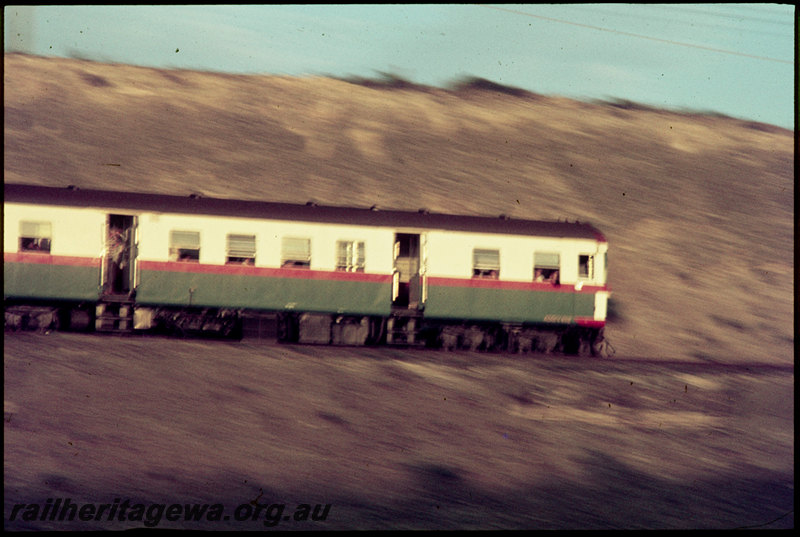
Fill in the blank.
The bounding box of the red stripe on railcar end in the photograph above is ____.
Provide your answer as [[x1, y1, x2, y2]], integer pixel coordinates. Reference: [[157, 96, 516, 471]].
[[575, 318, 606, 328]]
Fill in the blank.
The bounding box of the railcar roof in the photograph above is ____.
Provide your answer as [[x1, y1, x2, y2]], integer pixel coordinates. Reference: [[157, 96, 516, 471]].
[[4, 183, 606, 242]]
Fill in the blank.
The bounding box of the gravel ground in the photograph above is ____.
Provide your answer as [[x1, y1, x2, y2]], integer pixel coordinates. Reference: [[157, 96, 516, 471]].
[[4, 331, 793, 529]]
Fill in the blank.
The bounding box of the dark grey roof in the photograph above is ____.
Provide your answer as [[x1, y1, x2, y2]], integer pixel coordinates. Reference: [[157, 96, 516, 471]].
[[4, 183, 606, 242]]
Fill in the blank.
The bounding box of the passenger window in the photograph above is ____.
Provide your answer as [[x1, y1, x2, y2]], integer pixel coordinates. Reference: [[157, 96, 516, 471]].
[[169, 230, 200, 262], [336, 240, 365, 272], [473, 248, 499, 279], [19, 221, 52, 253], [226, 234, 256, 265], [534, 252, 560, 284], [281, 237, 311, 268], [579, 254, 594, 279]]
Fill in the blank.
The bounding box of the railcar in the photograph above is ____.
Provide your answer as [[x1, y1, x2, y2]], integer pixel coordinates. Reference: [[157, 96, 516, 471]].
[[4, 183, 610, 354]]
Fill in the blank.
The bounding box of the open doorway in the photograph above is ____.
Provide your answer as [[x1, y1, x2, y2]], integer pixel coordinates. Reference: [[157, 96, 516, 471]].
[[103, 214, 137, 296], [392, 233, 421, 309]]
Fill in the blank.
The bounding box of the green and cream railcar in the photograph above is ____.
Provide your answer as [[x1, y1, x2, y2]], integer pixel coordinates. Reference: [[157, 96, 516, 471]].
[[4, 183, 609, 353]]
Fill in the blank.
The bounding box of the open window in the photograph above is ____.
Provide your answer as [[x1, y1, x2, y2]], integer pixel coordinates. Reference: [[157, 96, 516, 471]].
[[534, 252, 560, 284], [336, 240, 365, 272], [169, 230, 200, 262], [473, 248, 499, 279], [226, 234, 256, 265], [19, 221, 52, 253], [579, 254, 594, 279], [281, 237, 311, 268]]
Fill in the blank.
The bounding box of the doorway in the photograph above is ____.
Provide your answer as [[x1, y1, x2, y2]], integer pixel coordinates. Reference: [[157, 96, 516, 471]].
[[103, 214, 137, 296], [392, 233, 422, 309]]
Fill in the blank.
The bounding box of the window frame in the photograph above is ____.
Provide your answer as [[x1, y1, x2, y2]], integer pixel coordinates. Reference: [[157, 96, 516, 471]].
[[472, 248, 500, 279], [281, 237, 311, 269], [578, 254, 594, 280], [226, 233, 256, 265], [19, 221, 52, 253], [533, 251, 560, 284], [336, 240, 366, 272], [169, 230, 201, 263]]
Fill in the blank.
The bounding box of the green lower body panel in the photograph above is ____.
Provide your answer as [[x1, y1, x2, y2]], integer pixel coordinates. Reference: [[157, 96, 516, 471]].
[[4, 260, 100, 301], [4, 255, 596, 326], [425, 284, 595, 324], [137, 268, 392, 316]]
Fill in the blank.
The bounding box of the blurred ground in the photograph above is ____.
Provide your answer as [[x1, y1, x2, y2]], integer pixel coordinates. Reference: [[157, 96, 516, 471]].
[[3, 53, 795, 529], [3, 332, 794, 529], [3, 53, 793, 364]]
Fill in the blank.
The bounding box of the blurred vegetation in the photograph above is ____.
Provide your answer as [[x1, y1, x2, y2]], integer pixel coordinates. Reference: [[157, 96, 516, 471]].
[[336, 71, 434, 92], [447, 76, 536, 98], [337, 71, 539, 99]]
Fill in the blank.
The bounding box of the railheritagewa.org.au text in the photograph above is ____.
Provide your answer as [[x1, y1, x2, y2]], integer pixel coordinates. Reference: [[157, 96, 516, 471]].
[[7, 498, 331, 528]]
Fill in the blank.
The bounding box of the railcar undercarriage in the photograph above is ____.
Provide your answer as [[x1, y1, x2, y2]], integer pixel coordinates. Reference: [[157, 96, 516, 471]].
[[6, 299, 612, 356]]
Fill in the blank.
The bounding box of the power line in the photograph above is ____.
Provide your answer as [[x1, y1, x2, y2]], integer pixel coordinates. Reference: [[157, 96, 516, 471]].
[[647, 3, 795, 26], [477, 4, 793, 65], [576, 4, 792, 38]]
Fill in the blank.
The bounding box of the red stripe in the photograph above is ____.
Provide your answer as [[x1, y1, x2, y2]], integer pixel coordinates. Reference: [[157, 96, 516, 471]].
[[575, 318, 606, 328], [4, 252, 101, 267], [4, 253, 607, 293], [427, 276, 607, 293], [138, 260, 392, 283]]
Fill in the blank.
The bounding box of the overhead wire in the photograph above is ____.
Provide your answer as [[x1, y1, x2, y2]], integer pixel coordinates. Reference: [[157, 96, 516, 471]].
[[654, 3, 794, 26], [574, 4, 792, 38], [477, 4, 793, 65]]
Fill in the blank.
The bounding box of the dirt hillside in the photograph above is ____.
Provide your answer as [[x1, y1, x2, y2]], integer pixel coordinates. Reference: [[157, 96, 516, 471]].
[[3, 52, 794, 364], [3, 53, 794, 530]]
